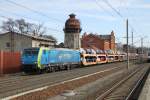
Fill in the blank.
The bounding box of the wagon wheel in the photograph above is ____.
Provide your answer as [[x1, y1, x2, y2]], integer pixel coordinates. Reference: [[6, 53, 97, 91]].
[[51, 67, 55, 72]]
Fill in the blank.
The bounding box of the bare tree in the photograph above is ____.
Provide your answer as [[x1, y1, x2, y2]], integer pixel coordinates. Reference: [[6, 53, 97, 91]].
[[31, 23, 46, 36], [15, 19, 28, 34], [1, 18, 57, 42], [1, 18, 46, 35], [1, 18, 16, 32]]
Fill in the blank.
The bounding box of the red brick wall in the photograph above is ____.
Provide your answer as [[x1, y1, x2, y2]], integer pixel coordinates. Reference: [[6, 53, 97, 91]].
[[81, 33, 115, 50], [81, 34, 105, 50], [104, 41, 110, 50]]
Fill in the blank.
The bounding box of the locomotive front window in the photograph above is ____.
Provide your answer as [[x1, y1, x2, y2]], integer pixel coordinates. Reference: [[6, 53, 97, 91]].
[[23, 51, 31, 55], [23, 50, 39, 55], [32, 50, 39, 55]]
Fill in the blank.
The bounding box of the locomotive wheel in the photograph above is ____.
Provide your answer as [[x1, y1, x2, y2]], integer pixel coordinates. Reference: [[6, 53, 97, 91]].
[[51, 67, 55, 72], [37, 69, 44, 74], [46, 67, 51, 73]]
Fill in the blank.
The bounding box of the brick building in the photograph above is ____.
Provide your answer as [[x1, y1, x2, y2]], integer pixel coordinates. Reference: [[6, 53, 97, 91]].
[[81, 31, 115, 50]]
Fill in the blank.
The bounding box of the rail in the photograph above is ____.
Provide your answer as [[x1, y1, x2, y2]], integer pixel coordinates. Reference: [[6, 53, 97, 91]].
[[96, 66, 149, 100], [126, 66, 150, 100]]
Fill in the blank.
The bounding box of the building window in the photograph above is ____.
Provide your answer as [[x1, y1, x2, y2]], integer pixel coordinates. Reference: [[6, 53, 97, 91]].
[[6, 42, 10, 47]]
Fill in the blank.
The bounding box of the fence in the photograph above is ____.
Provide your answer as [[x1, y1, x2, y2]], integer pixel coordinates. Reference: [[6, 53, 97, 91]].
[[0, 51, 21, 74]]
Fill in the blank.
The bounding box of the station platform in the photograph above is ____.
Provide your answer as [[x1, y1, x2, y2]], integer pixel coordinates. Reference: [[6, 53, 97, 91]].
[[138, 73, 150, 100]]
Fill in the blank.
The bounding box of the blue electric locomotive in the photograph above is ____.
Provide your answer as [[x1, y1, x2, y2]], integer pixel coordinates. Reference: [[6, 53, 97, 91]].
[[21, 47, 81, 73]]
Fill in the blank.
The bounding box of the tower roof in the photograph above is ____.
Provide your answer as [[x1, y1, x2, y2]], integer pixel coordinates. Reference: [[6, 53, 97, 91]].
[[65, 13, 80, 29], [69, 13, 76, 18]]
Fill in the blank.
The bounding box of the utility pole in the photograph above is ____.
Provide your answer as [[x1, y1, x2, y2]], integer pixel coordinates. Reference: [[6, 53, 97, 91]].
[[141, 37, 143, 54], [132, 31, 134, 61], [132, 31, 133, 52], [141, 37, 143, 63], [127, 19, 129, 70]]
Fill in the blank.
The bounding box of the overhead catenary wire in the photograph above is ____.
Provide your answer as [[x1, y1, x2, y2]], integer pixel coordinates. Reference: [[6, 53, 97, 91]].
[[2, 0, 147, 46], [0, 7, 63, 33], [0, 8, 41, 23], [99, 0, 141, 38], [94, 0, 114, 17], [124, 1, 146, 38], [4, 0, 139, 37], [102, 0, 124, 18], [0, 14, 62, 33], [101, 0, 146, 48], [5, 0, 64, 23], [97, 0, 144, 47], [94, 0, 125, 43]]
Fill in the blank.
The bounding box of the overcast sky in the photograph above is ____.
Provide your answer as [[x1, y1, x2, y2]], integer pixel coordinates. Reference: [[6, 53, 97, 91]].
[[0, 0, 150, 47]]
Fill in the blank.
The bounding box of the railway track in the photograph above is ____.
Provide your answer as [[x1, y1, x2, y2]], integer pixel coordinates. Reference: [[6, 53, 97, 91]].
[[96, 64, 150, 100], [0, 62, 128, 99]]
